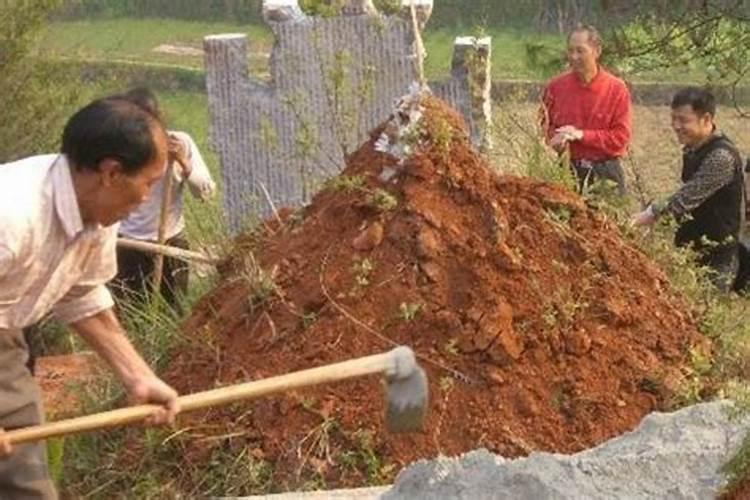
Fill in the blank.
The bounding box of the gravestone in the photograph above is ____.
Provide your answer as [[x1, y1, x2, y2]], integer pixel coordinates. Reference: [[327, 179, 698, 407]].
[[204, 0, 492, 232]]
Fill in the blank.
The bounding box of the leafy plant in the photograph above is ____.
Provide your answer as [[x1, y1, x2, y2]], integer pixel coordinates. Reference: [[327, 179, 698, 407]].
[[430, 116, 455, 160], [352, 257, 375, 287], [721, 428, 750, 496], [299, 0, 346, 17], [239, 253, 278, 309], [443, 338, 460, 356], [0, 0, 96, 162], [438, 376, 455, 392], [324, 174, 366, 193], [339, 429, 394, 486], [367, 188, 398, 212], [47, 437, 65, 486], [608, 4, 750, 112], [301, 311, 318, 329], [545, 205, 573, 227], [398, 302, 422, 322]]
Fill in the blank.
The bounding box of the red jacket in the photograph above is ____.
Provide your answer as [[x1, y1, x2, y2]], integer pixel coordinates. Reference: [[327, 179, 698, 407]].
[[542, 68, 632, 162]]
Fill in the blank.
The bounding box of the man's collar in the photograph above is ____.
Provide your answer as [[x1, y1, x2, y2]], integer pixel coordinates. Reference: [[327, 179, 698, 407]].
[[584, 66, 606, 90], [51, 155, 85, 240], [684, 129, 722, 154]]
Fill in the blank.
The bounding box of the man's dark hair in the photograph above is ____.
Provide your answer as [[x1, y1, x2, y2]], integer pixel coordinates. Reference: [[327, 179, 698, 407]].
[[117, 86, 163, 121], [61, 97, 164, 175], [671, 87, 716, 117]]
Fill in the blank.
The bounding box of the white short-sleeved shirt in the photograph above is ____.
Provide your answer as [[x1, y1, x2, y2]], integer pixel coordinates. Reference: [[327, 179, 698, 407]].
[[0, 154, 117, 329]]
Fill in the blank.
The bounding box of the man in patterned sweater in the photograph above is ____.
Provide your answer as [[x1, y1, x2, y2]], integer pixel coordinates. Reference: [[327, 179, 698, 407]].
[[632, 87, 745, 291]]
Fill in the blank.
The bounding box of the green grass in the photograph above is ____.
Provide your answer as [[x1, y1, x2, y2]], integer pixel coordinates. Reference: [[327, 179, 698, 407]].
[[37, 17, 708, 83], [39, 19, 564, 81], [423, 26, 564, 81], [36, 18, 272, 73]]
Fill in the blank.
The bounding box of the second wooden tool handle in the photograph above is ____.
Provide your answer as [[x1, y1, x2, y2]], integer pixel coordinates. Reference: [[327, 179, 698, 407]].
[[117, 238, 218, 264], [6, 350, 397, 446]]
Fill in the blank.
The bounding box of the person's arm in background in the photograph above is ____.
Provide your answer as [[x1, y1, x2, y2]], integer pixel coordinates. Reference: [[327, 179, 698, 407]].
[[632, 148, 736, 226], [653, 148, 737, 218], [168, 131, 216, 201], [540, 85, 570, 153]]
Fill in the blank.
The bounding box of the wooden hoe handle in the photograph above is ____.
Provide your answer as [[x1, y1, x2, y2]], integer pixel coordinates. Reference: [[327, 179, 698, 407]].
[[6, 351, 397, 446], [151, 161, 176, 290], [117, 238, 219, 265]]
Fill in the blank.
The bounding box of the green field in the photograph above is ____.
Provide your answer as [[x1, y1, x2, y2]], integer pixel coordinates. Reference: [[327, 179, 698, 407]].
[[423, 26, 563, 80], [38, 18, 564, 80], [37, 18, 273, 74], [38, 18, 712, 83]]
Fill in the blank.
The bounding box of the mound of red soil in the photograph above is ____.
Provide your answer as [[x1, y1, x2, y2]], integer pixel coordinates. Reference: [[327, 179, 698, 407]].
[[166, 96, 706, 490]]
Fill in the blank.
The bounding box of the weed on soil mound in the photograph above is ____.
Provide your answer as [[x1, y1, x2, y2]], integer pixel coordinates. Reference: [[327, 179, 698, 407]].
[[165, 95, 706, 491]]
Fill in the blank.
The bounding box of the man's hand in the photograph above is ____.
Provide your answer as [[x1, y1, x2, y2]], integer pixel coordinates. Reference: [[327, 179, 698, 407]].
[[73, 310, 182, 427], [167, 133, 191, 178], [630, 205, 657, 227], [0, 429, 12, 458], [555, 125, 584, 142], [125, 374, 180, 426], [549, 132, 569, 153]]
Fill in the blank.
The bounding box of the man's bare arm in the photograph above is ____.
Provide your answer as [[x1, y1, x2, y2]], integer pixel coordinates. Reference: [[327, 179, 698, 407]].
[[71, 308, 180, 425]]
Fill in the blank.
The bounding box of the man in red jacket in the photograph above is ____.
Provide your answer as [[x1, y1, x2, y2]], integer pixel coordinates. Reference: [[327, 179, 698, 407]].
[[542, 24, 632, 195]]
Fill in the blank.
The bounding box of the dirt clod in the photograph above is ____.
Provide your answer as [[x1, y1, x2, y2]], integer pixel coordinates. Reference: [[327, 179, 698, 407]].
[[352, 221, 385, 251]]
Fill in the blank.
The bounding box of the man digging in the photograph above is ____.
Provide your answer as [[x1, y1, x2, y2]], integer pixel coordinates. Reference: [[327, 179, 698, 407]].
[[0, 97, 180, 499], [632, 87, 745, 292]]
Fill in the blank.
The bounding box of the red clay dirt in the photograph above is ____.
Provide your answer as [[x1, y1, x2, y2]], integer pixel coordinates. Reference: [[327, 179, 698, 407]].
[[35, 353, 101, 419], [723, 480, 750, 500], [162, 96, 707, 491]]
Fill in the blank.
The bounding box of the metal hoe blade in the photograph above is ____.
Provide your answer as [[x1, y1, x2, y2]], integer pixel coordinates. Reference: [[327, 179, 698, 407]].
[[384, 347, 429, 432]]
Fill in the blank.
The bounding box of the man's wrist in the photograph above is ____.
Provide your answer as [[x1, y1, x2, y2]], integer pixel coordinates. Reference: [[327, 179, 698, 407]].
[[121, 368, 159, 395], [650, 200, 666, 219]]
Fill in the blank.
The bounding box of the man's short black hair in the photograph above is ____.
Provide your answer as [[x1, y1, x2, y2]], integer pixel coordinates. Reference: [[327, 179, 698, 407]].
[[61, 97, 164, 175], [671, 87, 716, 117]]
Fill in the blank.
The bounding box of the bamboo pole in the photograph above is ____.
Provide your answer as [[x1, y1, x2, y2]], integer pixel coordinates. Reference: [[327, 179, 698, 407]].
[[117, 238, 219, 265], [151, 161, 176, 292], [410, 3, 426, 87]]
